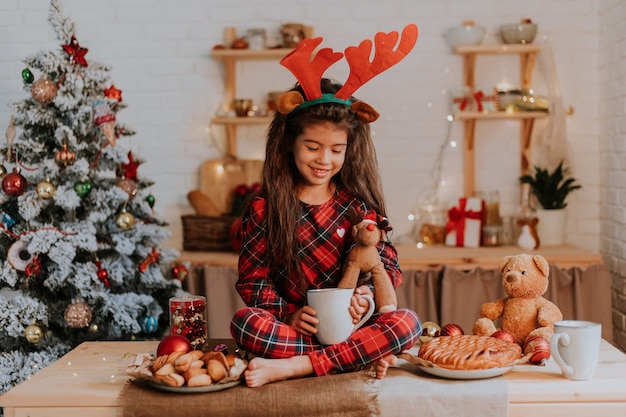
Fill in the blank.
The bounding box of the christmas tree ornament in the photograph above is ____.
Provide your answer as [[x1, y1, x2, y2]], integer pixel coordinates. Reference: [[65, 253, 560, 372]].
[[62, 35, 89, 67], [31, 78, 58, 104], [21, 68, 34, 84], [25, 256, 43, 277], [171, 264, 188, 282], [104, 84, 122, 102], [138, 247, 160, 273], [64, 301, 92, 328], [140, 315, 158, 333], [156, 334, 192, 357], [116, 178, 138, 200], [419, 321, 441, 344], [36, 180, 56, 199], [54, 144, 76, 167], [145, 193, 155, 208], [3, 213, 16, 228], [94, 259, 110, 288], [25, 323, 44, 343], [92, 99, 116, 145], [2, 167, 27, 196], [7, 240, 34, 271], [74, 178, 92, 197], [115, 208, 135, 230], [89, 323, 99, 333], [6, 116, 16, 162], [121, 152, 140, 181]]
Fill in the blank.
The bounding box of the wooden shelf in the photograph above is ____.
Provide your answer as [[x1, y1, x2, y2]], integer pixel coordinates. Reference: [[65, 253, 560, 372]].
[[211, 48, 292, 156], [453, 44, 543, 196]]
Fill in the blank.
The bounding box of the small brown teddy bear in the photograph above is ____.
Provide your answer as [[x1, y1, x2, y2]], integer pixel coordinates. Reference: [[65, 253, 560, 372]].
[[337, 207, 398, 314], [472, 254, 563, 357]]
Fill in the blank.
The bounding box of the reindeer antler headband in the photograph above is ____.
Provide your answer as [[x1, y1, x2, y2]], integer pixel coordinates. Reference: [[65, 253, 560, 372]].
[[277, 24, 419, 123]]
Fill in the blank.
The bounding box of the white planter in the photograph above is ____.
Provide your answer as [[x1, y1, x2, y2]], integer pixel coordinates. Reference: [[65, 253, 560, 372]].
[[535, 209, 567, 246]]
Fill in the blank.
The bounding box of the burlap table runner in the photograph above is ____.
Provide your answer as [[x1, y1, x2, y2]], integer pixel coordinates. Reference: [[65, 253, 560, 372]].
[[119, 360, 508, 417]]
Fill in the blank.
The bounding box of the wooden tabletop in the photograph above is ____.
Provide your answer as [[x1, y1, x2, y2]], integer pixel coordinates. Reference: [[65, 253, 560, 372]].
[[1, 340, 624, 417], [177, 244, 603, 270]]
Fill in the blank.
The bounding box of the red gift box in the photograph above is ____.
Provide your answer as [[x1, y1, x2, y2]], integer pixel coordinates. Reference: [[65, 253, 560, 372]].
[[445, 197, 485, 247]]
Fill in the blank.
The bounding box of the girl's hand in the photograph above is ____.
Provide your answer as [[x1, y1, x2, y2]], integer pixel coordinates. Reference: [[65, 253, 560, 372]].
[[285, 306, 319, 336], [349, 285, 374, 323]]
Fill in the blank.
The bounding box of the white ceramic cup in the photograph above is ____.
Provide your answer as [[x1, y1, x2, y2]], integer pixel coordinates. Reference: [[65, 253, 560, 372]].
[[307, 288, 375, 345], [550, 320, 601, 380]]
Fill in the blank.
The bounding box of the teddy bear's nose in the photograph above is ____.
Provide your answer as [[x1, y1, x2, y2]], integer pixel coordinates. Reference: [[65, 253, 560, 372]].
[[505, 273, 517, 283]]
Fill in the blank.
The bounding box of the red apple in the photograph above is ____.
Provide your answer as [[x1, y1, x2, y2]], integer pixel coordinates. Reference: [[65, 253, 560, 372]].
[[490, 329, 516, 344], [157, 335, 192, 357], [440, 323, 464, 337]]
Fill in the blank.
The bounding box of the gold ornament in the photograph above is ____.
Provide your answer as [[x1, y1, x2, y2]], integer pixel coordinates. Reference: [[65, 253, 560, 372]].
[[36, 180, 56, 199], [31, 78, 58, 104], [64, 301, 92, 328], [116, 210, 135, 230], [25, 323, 44, 343]]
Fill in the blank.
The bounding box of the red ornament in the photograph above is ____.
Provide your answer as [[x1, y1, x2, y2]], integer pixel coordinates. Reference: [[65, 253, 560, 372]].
[[229, 217, 243, 252], [62, 36, 89, 67], [25, 256, 42, 277], [121, 152, 141, 182], [2, 168, 27, 196], [524, 335, 551, 365], [55, 144, 76, 167], [95, 260, 110, 288], [440, 323, 464, 337], [171, 264, 188, 282], [104, 85, 123, 101], [139, 247, 160, 273], [491, 329, 516, 345], [157, 335, 192, 357]]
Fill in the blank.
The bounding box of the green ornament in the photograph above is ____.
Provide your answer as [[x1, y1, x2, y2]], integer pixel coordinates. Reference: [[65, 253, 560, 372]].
[[145, 194, 155, 208], [74, 180, 92, 197], [21, 68, 34, 84]]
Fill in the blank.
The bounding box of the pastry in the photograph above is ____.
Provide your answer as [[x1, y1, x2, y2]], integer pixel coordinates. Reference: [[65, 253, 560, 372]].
[[418, 335, 522, 370]]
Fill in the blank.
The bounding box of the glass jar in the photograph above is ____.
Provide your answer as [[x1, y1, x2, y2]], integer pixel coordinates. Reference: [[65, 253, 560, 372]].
[[474, 190, 501, 226], [169, 295, 207, 349], [415, 202, 448, 245], [246, 28, 266, 50]]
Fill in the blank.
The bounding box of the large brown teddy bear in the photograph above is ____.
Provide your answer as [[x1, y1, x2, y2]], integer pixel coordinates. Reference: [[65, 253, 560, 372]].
[[472, 254, 563, 358], [337, 207, 398, 314]]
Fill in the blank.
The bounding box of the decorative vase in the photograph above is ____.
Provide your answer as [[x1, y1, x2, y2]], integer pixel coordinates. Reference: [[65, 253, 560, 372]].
[[535, 209, 567, 246]]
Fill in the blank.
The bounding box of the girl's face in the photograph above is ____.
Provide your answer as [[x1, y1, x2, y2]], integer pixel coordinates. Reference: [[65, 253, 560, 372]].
[[292, 122, 348, 189]]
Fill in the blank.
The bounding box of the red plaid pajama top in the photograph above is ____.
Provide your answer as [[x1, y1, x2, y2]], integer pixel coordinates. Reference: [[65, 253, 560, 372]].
[[230, 187, 421, 376]]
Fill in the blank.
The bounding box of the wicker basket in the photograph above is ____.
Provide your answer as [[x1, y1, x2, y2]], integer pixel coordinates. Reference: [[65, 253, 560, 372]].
[[182, 215, 236, 252]]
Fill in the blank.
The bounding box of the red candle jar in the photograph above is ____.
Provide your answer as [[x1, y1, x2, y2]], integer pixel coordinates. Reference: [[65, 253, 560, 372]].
[[169, 295, 207, 349]]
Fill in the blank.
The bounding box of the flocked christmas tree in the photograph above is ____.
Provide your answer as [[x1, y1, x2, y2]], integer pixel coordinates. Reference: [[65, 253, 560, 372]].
[[0, 0, 185, 395]]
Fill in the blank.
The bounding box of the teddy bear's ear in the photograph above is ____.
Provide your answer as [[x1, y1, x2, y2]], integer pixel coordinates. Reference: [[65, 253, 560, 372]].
[[532, 255, 550, 277], [499, 256, 513, 274]]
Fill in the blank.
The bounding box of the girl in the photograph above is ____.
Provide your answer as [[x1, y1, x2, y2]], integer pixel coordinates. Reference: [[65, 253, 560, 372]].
[[230, 78, 421, 388]]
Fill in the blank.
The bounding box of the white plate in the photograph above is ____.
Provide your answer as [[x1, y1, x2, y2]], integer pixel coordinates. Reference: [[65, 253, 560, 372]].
[[147, 379, 241, 393], [417, 364, 514, 380]]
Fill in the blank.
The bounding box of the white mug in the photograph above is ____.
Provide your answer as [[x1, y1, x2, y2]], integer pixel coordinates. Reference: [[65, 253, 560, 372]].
[[550, 320, 601, 380], [307, 288, 375, 345]]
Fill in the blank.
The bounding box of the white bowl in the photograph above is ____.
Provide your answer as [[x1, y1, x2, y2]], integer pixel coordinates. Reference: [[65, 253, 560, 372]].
[[500, 21, 537, 44], [444, 21, 486, 48]]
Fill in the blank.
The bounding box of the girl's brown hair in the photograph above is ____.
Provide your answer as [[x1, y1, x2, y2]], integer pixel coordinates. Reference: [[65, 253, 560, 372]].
[[259, 78, 387, 276]]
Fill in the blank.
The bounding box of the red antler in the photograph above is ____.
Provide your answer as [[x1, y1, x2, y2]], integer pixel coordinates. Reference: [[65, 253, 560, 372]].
[[280, 37, 344, 100], [335, 24, 418, 100]]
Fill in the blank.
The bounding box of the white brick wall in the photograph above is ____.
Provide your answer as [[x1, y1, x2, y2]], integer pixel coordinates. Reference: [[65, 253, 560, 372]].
[[0, 0, 603, 252], [600, 0, 626, 352]]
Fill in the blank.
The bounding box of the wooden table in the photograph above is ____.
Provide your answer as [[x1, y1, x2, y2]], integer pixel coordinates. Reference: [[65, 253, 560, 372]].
[[1, 340, 625, 417], [177, 244, 604, 270]]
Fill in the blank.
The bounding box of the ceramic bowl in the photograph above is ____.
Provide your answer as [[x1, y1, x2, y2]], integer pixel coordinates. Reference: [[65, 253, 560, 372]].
[[444, 21, 486, 48], [500, 21, 538, 44]]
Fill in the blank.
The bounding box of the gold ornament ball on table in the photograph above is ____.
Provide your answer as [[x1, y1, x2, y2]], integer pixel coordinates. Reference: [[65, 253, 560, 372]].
[[64, 302, 92, 328], [31, 78, 58, 104]]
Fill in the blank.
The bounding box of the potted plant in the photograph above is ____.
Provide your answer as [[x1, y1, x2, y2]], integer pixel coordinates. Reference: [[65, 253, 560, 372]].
[[519, 161, 582, 245]]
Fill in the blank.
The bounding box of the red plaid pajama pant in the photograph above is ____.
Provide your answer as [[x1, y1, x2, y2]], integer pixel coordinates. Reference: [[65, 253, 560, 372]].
[[230, 307, 421, 376]]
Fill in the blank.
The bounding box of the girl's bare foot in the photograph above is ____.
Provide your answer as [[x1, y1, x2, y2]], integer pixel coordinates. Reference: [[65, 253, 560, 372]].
[[244, 355, 314, 388], [375, 354, 397, 379]]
